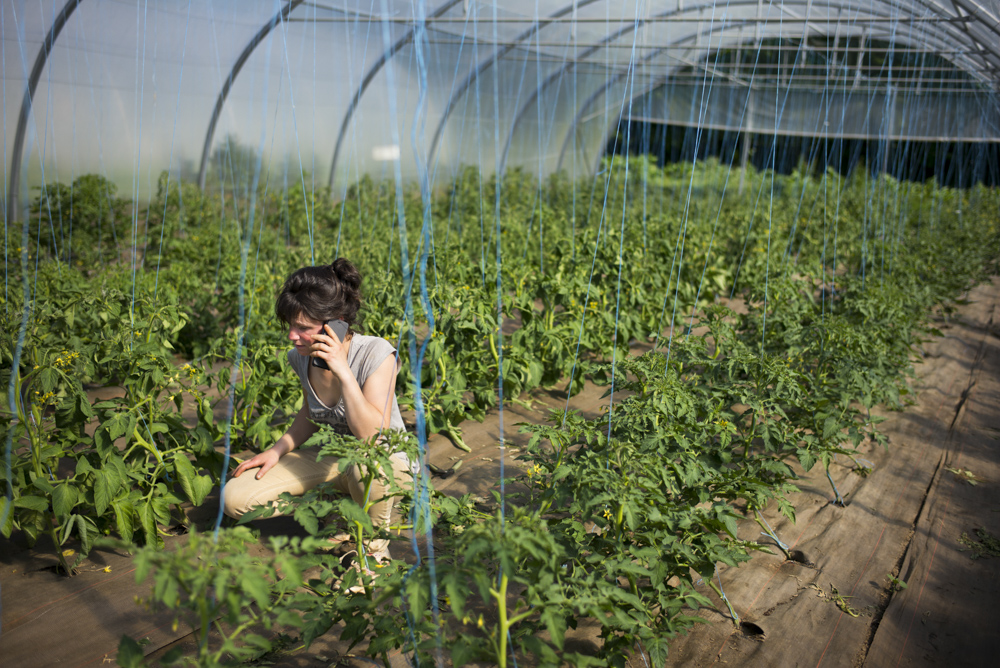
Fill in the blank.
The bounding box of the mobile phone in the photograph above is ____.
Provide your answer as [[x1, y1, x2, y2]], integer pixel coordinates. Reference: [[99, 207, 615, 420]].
[[311, 319, 350, 370]]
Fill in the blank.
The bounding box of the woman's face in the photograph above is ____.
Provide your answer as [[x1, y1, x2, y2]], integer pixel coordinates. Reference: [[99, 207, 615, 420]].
[[287, 314, 326, 355]]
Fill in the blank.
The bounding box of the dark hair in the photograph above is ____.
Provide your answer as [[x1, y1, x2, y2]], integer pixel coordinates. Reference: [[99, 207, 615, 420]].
[[275, 258, 363, 330]]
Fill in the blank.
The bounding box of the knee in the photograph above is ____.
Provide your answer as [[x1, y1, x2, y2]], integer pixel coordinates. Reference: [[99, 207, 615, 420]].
[[221, 475, 256, 520]]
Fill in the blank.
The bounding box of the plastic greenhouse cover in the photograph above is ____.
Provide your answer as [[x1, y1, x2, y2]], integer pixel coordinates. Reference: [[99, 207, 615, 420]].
[[1, 0, 997, 206]]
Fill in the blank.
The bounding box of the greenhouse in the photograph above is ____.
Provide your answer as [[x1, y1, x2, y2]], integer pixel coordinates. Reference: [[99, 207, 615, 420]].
[[1, 0, 999, 665]]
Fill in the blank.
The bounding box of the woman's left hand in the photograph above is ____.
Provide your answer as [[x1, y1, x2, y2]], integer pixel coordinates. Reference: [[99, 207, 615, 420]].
[[310, 324, 350, 375]]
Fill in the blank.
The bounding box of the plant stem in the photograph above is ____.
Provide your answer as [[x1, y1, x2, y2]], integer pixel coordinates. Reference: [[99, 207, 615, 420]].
[[492, 572, 510, 668], [47, 512, 72, 575], [708, 578, 740, 624], [753, 510, 790, 559]]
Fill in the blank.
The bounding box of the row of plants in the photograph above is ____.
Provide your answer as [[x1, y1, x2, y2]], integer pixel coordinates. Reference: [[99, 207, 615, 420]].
[[117, 258, 996, 666], [2, 157, 998, 664]]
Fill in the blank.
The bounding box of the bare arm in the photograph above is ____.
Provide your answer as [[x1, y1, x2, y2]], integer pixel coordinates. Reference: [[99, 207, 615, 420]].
[[337, 355, 399, 440], [308, 325, 399, 441], [231, 402, 318, 479]]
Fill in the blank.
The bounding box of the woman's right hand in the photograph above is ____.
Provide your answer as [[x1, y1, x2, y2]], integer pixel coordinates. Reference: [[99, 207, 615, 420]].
[[232, 447, 283, 480]]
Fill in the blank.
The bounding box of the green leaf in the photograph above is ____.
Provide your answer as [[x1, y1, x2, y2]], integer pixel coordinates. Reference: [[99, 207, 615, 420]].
[[94, 470, 112, 516], [108, 456, 129, 490], [105, 411, 131, 441], [647, 636, 671, 665], [38, 367, 59, 392], [31, 476, 55, 495], [243, 633, 272, 651], [0, 497, 15, 537], [93, 428, 114, 455], [722, 512, 739, 539], [116, 635, 147, 668], [822, 416, 840, 440], [540, 607, 567, 650], [14, 495, 48, 512], [112, 499, 135, 544], [139, 500, 158, 547], [292, 505, 319, 536], [51, 484, 79, 518], [151, 497, 171, 525], [241, 575, 272, 610], [190, 475, 212, 508], [171, 453, 199, 505], [75, 514, 98, 555], [451, 638, 481, 667], [75, 457, 95, 476], [337, 499, 372, 532], [799, 450, 816, 472]]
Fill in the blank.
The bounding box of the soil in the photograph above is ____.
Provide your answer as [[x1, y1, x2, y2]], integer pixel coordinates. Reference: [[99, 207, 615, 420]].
[[2, 277, 998, 668]]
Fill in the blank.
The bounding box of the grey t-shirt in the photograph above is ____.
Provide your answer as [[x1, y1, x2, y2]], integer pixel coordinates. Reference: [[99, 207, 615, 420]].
[[286, 333, 406, 438]]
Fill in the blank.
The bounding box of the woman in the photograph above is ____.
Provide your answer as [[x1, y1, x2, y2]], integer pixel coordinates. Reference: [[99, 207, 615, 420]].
[[223, 258, 411, 564]]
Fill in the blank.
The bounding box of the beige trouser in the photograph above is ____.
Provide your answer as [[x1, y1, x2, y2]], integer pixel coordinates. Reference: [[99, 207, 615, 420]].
[[223, 449, 413, 553]]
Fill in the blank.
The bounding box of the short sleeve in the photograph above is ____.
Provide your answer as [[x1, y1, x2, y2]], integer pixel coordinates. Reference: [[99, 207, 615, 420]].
[[287, 348, 306, 381], [358, 337, 398, 388]]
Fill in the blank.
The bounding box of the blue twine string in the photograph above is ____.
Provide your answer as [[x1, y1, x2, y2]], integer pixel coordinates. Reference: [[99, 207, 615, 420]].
[[685, 12, 765, 336], [411, 0, 444, 655], [128, 0, 150, 343], [604, 0, 646, 448], [274, 0, 315, 264], [663, 3, 725, 362], [2, 0, 7, 311], [214, 0, 277, 539], [152, 0, 193, 303]]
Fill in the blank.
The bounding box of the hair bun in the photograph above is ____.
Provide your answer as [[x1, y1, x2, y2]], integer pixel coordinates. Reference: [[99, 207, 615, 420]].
[[330, 257, 362, 291]]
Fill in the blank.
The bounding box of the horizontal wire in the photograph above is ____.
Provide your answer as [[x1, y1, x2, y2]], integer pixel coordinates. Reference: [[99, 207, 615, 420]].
[[638, 72, 986, 84], [616, 114, 1000, 142], [409, 37, 996, 56], [289, 17, 976, 25]]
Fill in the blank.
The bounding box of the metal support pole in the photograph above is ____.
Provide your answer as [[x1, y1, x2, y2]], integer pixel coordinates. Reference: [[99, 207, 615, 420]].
[[196, 0, 304, 191], [6, 0, 85, 224]]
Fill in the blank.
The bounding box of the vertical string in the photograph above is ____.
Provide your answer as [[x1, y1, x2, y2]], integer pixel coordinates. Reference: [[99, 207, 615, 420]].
[[214, 0, 277, 539], [408, 0, 443, 660], [153, 0, 193, 302]]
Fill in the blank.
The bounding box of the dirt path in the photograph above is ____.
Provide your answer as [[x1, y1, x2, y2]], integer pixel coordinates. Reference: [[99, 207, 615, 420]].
[[658, 277, 1000, 668], [2, 279, 998, 667]]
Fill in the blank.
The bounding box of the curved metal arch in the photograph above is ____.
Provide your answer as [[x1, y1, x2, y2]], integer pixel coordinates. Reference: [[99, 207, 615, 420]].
[[197, 0, 304, 190], [6, 0, 85, 224], [326, 0, 996, 184], [326, 0, 467, 192], [489, 0, 999, 177], [555, 30, 721, 173], [886, 0, 1000, 82], [425, 0, 609, 172], [949, 0, 1000, 68], [784, 0, 1000, 79], [554, 12, 990, 174], [774, 0, 1000, 78], [500, 0, 781, 174]]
